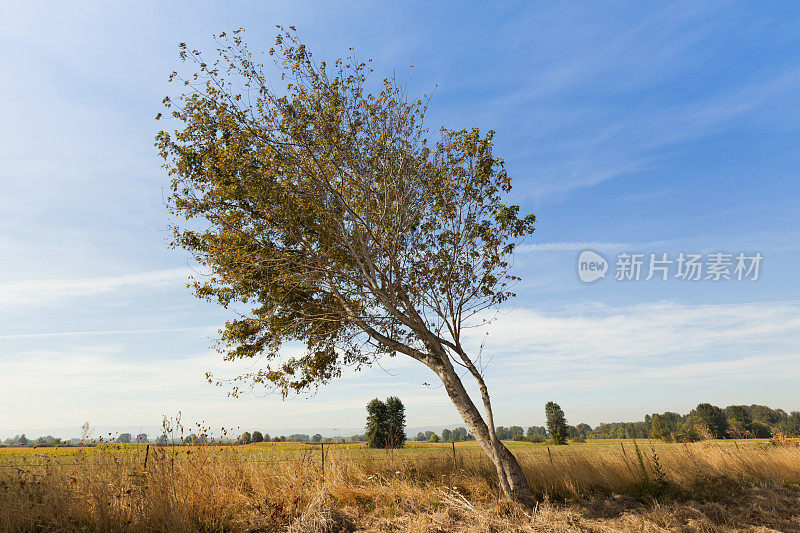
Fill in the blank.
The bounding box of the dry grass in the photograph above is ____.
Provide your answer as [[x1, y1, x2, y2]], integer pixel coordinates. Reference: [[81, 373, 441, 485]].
[[1, 439, 799, 532]]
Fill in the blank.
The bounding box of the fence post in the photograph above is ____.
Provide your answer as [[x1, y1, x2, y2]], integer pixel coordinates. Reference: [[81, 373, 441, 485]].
[[451, 441, 456, 469], [321, 442, 325, 484], [144, 444, 150, 468], [547, 443, 552, 464]]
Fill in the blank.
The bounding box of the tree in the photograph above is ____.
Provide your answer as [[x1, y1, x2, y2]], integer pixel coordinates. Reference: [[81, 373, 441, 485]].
[[117, 433, 132, 444], [428, 433, 440, 443], [252, 431, 264, 443], [158, 28, 536, 506], [365, 398, 389, 448], [239, 431, 252, 444], [452, 427, 469, 441], [678, 416, 705, 441], [545, 402, 568, 445], [748, 405, 786, 426], [441, 428, 452, 442], [385, 396, 406, 448], [575, 423, 592, 439], [725, 405, 752, 438], [779, 411, 800, 437], [363, 396, 405, 448], [527, 426, 546, 438], [312, 433, 322, 443], [693, 403, 728, 439], [509, 426, 524, 438], [659, 412, 681, 438], [651, 413, 667, 440], [19, 434, 28, 446], [136, 433, 148, 443]]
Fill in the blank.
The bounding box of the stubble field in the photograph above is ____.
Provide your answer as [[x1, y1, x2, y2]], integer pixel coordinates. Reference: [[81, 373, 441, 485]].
[[2, 438, 800, 532]]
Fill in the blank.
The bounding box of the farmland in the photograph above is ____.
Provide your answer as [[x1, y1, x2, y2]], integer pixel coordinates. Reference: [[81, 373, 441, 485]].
[[2, 439, 800, 531]]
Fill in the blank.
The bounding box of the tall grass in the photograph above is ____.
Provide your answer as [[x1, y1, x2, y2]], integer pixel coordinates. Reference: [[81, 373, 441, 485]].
[[1, 440, 799, 531]]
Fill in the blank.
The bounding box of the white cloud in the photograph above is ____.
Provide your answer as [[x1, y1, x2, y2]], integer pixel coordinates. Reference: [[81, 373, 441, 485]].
[[0, 342, 448, 437], [2, 299, 797, 435]]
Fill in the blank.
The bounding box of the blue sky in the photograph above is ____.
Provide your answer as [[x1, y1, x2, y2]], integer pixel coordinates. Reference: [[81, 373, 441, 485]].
[[1, 1, 799, 439]]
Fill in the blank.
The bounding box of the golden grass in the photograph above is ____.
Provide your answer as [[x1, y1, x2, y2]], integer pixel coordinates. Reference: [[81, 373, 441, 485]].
[[1, 439, 799, 531]]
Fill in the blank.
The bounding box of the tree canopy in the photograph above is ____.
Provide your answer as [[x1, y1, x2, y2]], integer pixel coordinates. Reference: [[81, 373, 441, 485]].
[[156, 27, 535, 399]]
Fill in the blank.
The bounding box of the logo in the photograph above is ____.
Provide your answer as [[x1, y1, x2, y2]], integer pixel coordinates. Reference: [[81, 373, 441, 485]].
[[578, 250, 608, 283]]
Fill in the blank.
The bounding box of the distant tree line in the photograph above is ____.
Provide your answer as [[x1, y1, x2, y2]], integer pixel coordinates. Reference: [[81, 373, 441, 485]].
[[235, 431, 335, 444], [4, 403, 798, 448], [415, 426, 472, 442], [589, 404, 800, 441], [0, 433, 152, 446], [409, 402, 800, 445]]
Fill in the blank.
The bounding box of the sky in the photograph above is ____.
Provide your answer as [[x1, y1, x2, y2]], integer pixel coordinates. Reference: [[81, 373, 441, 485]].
[[1, 1, 799, 439]]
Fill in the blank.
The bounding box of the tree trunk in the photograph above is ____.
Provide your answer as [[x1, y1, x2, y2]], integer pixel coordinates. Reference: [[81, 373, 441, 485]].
[[429, 358, 534, 508]]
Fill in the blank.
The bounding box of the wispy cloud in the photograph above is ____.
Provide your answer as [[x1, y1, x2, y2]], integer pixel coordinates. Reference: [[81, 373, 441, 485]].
[[517, 241, 632, 252], [0, 326, 216, 340], [520, 67, 800, 197], [480, 2, 800, 198], [613, 189, 670, 202], [467, 300, 800, 369], [0, 267, 196, 307]]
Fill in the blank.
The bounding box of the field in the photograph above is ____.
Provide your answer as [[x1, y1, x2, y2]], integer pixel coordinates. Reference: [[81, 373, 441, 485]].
[[2, 439, 800, 532]]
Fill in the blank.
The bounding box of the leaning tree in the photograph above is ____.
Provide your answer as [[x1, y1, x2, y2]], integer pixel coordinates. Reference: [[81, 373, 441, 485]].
[[157, 27, 536, 505]]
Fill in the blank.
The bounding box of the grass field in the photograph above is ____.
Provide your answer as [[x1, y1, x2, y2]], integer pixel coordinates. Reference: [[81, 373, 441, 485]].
[[2, 438, 800, 531]]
